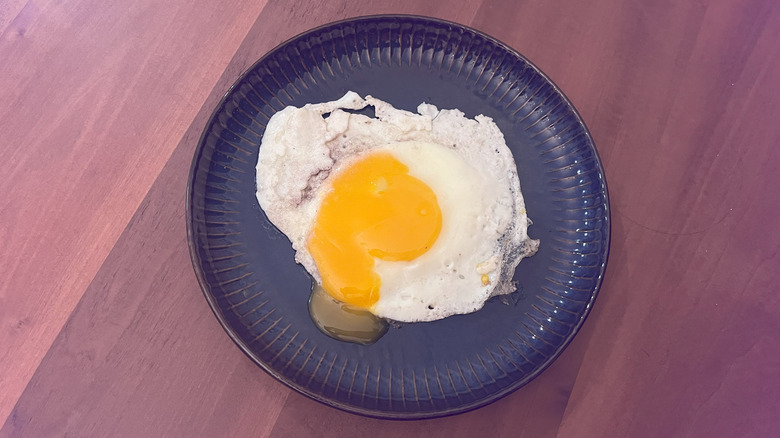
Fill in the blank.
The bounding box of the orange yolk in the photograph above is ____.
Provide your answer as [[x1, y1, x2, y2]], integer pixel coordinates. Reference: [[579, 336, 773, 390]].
[[307, 152, 442, 309]]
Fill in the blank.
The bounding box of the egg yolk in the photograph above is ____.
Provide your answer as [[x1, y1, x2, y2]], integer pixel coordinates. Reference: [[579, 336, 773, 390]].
[[307, 152, 442, 309]]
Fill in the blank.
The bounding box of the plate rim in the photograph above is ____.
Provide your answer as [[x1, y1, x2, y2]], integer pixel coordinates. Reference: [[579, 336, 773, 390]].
[[185, 13, 611, 420]]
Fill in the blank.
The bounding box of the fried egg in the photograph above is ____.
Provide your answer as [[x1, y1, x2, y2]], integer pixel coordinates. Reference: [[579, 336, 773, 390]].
[[256, 92, 538, 323]]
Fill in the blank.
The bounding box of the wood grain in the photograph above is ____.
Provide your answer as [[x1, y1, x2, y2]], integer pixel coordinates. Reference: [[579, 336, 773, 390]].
[[2, 0, 779, 436], [0, 0, 268, 424]]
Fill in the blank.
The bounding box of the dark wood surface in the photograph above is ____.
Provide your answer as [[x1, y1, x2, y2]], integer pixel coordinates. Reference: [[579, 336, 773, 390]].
[[2, 1, 779, 436]]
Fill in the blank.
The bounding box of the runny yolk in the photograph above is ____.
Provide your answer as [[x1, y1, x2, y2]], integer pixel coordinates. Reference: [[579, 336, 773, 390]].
[[307, 152, 442, 309]]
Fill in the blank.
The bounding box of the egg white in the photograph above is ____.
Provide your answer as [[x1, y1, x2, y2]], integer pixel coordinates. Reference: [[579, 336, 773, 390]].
[[369, 141, 507, 321], [255, 92, 539, 323]]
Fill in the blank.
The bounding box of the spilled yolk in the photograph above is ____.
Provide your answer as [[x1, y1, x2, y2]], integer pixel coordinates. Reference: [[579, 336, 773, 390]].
[[307, 152, 442, 309]]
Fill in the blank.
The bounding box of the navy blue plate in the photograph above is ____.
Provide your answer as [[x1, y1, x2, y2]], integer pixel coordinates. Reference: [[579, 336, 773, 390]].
[[186, 15, 609, 419]]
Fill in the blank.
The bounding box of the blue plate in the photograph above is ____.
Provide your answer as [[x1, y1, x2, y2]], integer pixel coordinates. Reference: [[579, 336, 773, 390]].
[[186, 15, 610, 419]]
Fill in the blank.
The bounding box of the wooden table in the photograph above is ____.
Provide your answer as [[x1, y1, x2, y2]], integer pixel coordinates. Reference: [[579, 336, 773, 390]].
[[2, 1, 778, 436]]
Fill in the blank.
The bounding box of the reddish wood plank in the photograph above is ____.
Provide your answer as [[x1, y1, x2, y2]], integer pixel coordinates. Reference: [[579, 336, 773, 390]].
[[0, 123, 291, 437], [554, 1, 780, 437], [0, 0, 267, 423], [0, 16, 297, 431], [0, 0, 29, 36]]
